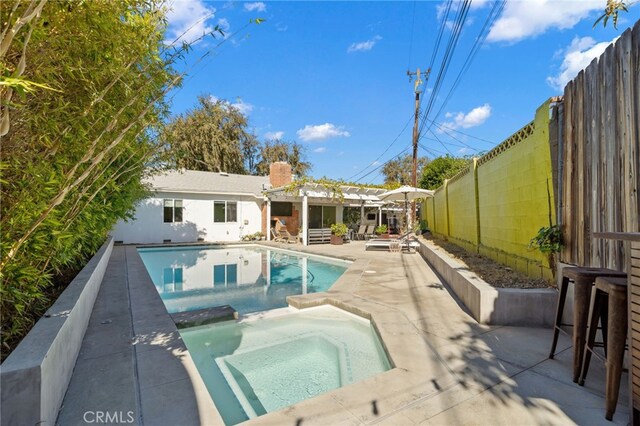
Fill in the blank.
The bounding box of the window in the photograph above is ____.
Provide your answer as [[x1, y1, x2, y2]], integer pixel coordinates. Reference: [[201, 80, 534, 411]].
[[163, 199, 183, 223], [308, 205, 336, 228], [214, 201, 237, 223], [272, 202, 293, 216], [162, 267, 183, 292], [213, 264, 238, 286]]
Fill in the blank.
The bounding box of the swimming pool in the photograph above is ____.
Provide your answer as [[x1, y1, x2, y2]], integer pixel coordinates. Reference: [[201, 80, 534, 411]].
[[137, 245, 350, 314], [180, 306, 392, 425]]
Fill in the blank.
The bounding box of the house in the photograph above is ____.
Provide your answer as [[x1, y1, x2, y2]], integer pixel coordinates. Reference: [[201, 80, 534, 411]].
[[112, 162, 401, 245], [111, 168, 272, 244]]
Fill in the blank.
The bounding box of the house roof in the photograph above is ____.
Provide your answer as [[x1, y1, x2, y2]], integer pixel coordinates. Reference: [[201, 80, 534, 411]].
[[146, 170, 270, 197]]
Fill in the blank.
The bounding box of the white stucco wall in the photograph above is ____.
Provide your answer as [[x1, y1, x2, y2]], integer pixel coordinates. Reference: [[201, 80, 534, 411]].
[[112, 192, 264, 244]]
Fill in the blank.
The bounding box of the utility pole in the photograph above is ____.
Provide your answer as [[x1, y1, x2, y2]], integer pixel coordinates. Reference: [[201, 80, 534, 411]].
[[407, 67, 430, 228]]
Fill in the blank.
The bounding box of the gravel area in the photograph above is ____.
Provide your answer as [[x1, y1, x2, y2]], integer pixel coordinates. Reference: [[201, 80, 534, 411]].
[[423, 234, 554, 289]]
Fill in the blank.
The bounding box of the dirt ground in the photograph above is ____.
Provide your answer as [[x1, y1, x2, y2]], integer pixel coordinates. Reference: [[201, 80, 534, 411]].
[[422, 234, 554, 289]]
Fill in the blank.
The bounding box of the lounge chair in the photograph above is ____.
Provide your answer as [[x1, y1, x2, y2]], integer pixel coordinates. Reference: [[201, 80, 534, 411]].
[[279, 229, 298, 244], [270, 228, 284, 242], [365, 232, 420, 252], [364, 225, 376, 240], [355, 225, 367, 240]]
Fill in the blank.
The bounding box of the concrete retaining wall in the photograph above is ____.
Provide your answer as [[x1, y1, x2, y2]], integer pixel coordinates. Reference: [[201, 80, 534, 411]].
[[1, 237, 114, 426], [417, 238, 556, 326]]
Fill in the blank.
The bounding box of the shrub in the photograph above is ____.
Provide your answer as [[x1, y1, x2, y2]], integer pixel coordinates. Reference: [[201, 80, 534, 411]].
[[330, 223, 348, 237], [375, 225, 388, 235]]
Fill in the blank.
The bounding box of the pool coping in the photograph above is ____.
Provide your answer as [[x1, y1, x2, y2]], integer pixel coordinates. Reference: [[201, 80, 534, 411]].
[[124, 241, 469, 424], [123, 242, 367, 425]]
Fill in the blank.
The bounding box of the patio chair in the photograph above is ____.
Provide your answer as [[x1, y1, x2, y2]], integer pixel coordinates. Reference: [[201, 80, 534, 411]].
[[270, 228, 284, 242], [365, 232, 419, 252], [279, 229, 298, 244], [355, 225, 367, 240], [364, 225, 376, 240]]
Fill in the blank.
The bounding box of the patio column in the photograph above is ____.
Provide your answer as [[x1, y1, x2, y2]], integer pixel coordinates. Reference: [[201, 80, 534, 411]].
[[302, 192, 308, 246], [378, 206, 382, 226], [266, 198, 271, 241], [360, 203, 365, 224]]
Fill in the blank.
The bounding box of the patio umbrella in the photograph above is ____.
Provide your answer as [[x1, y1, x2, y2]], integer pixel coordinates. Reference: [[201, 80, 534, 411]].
[[378, 185, 435, 233]]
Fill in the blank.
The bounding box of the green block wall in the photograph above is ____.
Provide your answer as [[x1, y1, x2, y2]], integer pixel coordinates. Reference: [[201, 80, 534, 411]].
[[446, 167, 478, 246], [422, 100, 556, 280]]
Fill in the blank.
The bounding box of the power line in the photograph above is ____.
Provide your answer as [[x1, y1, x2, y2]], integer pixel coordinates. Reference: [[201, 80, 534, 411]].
[[353, 145, 412, 183], [418, 0, 472, 136], [426, 118, 496, 145], [346, 114, 414, 182], [426, 1, 506, 130]]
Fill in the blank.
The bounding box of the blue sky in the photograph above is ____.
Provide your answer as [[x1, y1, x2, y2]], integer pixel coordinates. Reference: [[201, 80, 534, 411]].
[[165, 0, 639, 184]]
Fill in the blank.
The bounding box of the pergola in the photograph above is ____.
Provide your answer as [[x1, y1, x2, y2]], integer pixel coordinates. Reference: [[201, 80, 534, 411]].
[[264, 182, 395, 245]]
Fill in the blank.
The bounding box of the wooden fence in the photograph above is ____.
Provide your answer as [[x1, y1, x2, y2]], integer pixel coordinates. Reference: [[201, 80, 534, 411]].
[[560, 20, 640, 270]]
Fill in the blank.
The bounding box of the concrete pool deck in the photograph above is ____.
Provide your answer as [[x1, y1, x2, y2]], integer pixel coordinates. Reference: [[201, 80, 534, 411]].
[[57, 241, 629, 425]]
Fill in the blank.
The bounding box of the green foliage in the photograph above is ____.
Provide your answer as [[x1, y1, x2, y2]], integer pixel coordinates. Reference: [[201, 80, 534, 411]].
[[419, 219, 429, 232], [528, 225, 563, 254], [0, 1, 181, 358], [162, 95, 248, 173], [593, 0, 629, 28], [419, 155, 473, 190], [330, 223, 348, 237], [382, 154, 429, 186], [255, 139, 311, 177], [375, 224, 388, 235]]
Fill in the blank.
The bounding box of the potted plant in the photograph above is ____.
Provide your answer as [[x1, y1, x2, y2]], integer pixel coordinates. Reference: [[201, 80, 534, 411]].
[[375, 224, 389, 239], [330, 223, 348, 245], [528, 225, 563, 278]]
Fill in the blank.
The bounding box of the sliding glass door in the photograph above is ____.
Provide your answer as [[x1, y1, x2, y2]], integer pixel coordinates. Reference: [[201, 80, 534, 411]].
[[308, 205, 336, 228]]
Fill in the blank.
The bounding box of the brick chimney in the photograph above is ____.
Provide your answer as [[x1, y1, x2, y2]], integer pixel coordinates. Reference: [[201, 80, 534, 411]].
[[269, 162, 292, 187]]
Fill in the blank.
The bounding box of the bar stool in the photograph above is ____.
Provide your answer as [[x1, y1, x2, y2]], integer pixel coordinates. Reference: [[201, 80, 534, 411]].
[[579, 276, 628, 421], [549, 267, 627, 383]]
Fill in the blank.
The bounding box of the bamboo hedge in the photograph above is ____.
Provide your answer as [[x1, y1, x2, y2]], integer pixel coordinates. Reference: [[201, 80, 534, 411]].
[[0, 0, 182, 358]]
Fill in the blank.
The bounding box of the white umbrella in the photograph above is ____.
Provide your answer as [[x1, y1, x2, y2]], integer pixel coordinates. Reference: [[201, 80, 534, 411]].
[[378, 185, 434, 233]]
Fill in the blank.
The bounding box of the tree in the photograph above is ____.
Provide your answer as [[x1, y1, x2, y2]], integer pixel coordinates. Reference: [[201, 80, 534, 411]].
[[594, 0, 629, 28], [1, 0, 180, 357], [162, 96, 248, 173], [242, 134, 260, 175], [255, 139, 312, 177], [419, 155, 473, 190], [382, 154, 429, 186]]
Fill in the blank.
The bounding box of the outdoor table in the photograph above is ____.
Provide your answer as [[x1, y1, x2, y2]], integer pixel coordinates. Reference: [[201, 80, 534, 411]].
[[593, 232, 640, 424]]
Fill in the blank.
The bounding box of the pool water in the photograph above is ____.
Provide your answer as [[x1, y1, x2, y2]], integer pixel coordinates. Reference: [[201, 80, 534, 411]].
[[137, 245, 349, 314], [180, 306, 392, 425]]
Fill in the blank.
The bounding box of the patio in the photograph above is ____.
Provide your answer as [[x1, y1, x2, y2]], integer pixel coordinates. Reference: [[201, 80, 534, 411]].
[[57, 240, 628, 425]]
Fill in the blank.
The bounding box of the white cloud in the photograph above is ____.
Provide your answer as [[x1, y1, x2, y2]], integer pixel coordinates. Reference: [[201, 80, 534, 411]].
[[217, 18, 230, 35], [230, 98, 253, 115], [487, 0, 601, 43], [209, 95, 254, 115], [470, 0, 491, 9], [165, 0, 217, 45], [313, 147, 326, 153], [443, 104, 492, 129], [297, 123, 350, 141], [347, 35, 382, 53], [265, 131, 284, 140], [244, 2, 266, 12], [276, 23, 288, 32], [547, 36, 617, 91]]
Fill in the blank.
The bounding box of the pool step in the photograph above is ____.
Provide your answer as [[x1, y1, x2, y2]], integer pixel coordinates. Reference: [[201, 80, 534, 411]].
[[171, 305, 238, 329]]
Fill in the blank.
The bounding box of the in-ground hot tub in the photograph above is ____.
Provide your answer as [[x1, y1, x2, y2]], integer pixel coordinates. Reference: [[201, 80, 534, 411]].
[[180, 305, 392, 425]]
